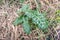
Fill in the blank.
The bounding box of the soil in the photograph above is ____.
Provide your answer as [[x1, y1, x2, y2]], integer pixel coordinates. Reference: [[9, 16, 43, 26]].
[[0, 0, 60, 40]]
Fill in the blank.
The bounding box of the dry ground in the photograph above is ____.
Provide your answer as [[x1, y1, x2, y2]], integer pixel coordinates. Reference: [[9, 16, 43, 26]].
[[0, 0, 60, 40]]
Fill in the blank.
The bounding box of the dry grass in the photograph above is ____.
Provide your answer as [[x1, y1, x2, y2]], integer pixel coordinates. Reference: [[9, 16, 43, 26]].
[[0, 0, 60, 40]]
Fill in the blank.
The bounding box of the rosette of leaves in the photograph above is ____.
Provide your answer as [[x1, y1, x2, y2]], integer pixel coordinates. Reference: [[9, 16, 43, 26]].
[[13, 4, 49, 34]]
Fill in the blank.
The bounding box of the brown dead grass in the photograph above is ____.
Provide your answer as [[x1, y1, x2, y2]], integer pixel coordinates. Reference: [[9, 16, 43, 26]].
[[0, 0, 60, 40]]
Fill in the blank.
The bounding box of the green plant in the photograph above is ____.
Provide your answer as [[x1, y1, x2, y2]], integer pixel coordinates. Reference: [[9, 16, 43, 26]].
[[13, 0, 49, 34], [0, 0, 3, 5], [55, 10, 60, 23]]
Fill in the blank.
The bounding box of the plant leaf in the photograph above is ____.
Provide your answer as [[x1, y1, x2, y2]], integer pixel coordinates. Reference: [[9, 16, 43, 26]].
[[20, 0, 25, 3], [25, 10, 48, 30], [13, 16, 23, 26], [17, 4, 30, 15], [22, 17, 31, 34], [56, 10, 60, 23], [56, 16, 60, 23]]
